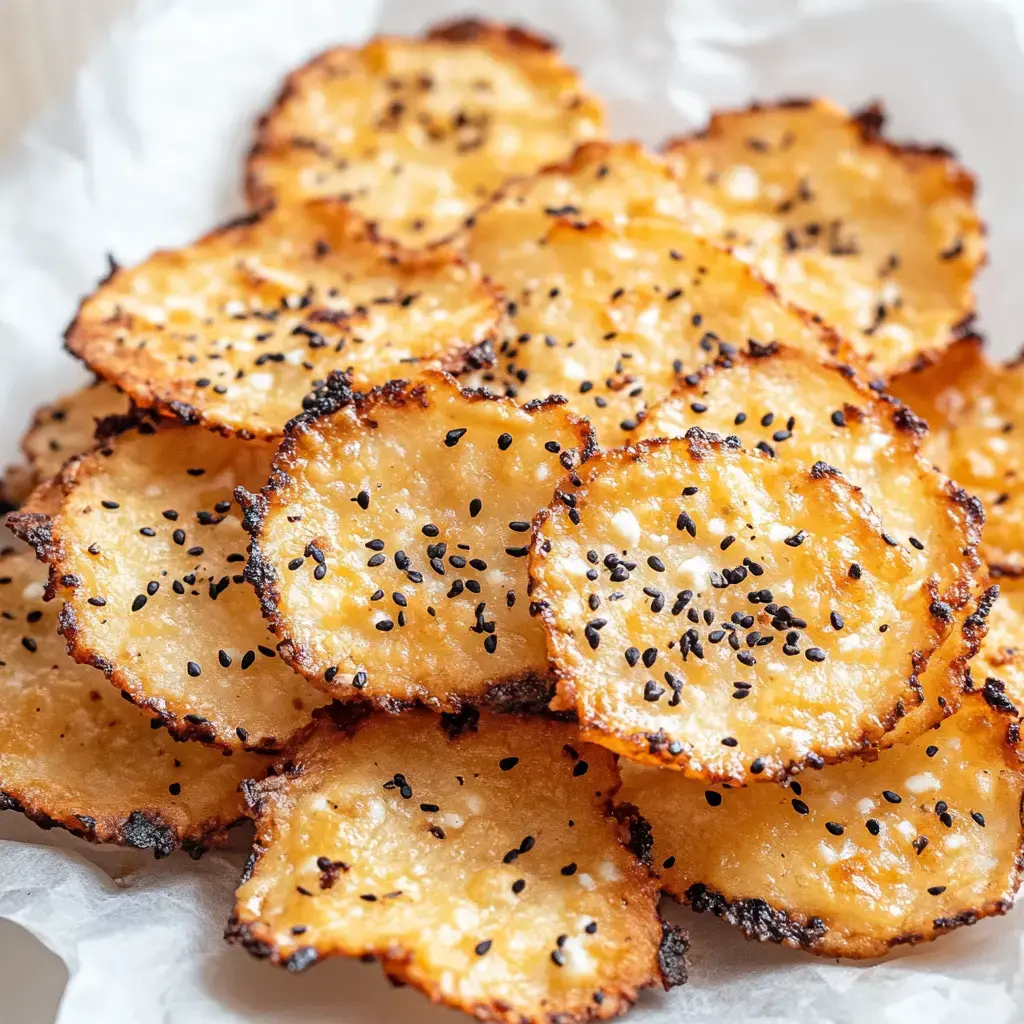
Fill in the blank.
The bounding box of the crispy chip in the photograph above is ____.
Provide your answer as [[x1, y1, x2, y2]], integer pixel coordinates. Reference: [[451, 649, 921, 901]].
[[975, 572, 1024, 719], [890, 337, 1024, 570], [245, 19, 604, 246], [8, 422, 324, 751], [464, 140, 691, 235], [636, 344, 984, 732], [664, 99, 984, 374], [65, 202, 501, 439], [227, 710, 685, 1018], [21, 380, 129, 479], [2, 381, 129, 513], [530, 431, 946, 784], [0, 548, 266, 856], [462, 212, 839, 446], [240, 372, 594, 709], [619, 696, 1024, 959]]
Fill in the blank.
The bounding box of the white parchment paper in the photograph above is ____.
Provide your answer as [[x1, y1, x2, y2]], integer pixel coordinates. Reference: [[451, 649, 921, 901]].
[[1, 0, 1023, 1020]]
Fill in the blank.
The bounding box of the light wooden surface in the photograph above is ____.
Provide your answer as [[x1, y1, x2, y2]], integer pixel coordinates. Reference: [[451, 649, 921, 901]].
[[0, 0, 135, 150]]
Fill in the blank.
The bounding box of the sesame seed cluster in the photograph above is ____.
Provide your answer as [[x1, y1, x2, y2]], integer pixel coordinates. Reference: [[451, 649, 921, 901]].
[[1, 16, 1020, 1024]]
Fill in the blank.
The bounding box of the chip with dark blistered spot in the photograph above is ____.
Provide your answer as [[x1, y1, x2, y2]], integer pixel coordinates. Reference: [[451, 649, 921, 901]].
[[664, 99, 984, 375], [240, 371, 594, 709], [227, 710, 682, 1019], [637, 344, 984, 735], [975, 572, 1024, 719], [620, 695, 1024, 959], [245, 19, 603, 246], [461, 212, 840, 446], [2, 381, 129, 513], [890, 336, 1024, 571], [7, 422, 324, 751], [0, 548, 267, 855], [530, 431, 944, 784], [65, 202, 502, 439]]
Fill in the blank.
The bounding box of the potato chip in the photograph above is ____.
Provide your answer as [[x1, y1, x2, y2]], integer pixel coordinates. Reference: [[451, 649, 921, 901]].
[[619, 696, 1024, 959], [7, 422, 324, 751], [240, 371, 594, 709], [462, 212, 839, 446], [664, 100, 984, 375], [890, 337, 1024, 570], [530, 432, 947, 784], [65, 202, 501, 439], [227, 709, 686, 1018], [1, 381, 129, 513], [974, 572, 1024, 718], [463, 140, 691, 236], [21, 380, 129, 480], [245, 19, 604, 246], [636, 344, 984, 733], [0, 548, 265, 856]]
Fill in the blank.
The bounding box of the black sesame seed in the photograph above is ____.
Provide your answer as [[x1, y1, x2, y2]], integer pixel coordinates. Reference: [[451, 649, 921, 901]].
[[475, 940, 492, 956], [704, 790, 723, 807], [791, 799, 809, 815], [882, 790, 902, 804], [866, 818, 880, 835], [497, 433, 513, 450], [825, 821, 844, 836], [186, 661, 201, 677]]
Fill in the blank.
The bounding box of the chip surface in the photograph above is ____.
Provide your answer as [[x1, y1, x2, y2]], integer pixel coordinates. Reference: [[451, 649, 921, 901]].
[[664, 99, 984, 374], [228, 710, 684, 1019], [463, 212, 838, 446], [8, 422, 324, 750], [890, 337, 1024, 571], [530, 432, 945, 783], [637, 345, 984, 733], [21, 380, 129, 480], [619, 696, 1024, 959], [975, 573, 1024, 718], [65, 202, 501, 439], [0, 548, 265, 856], [242, 372, 594, 709], [463, 140, 691, 237], [246, 19, 604, 246]]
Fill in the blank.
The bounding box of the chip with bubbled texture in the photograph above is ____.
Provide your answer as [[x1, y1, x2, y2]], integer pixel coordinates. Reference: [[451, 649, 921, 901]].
[[462, 139, 691, 237], [227, 709, 686, 1020], [245, 18, 604, 246], [462, 211, 839, 446], [637, 344, 984, 734], [890, 337, 1024, 572], [664, 99, 984, 375], [974, 572, 1024, 721], [65, 202, 501, 439], [619, 695, 1024, 959], [240, 371, 595, 709], [530, 431, 946, 784], [0, 547, 267, 856], [7, 422, 324, 751]]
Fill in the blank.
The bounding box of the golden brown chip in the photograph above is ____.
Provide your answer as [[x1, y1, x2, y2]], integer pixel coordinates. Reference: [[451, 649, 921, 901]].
[[0, 548, 266, 855], [65, 202, 501, 439], [2, 381, 129, 513], [7, 422, 324, 751], [620, 696, 1024, 959], [464, 140, 691, 236], [227, 710, 685, 1019], [664, 99, 984, 375], [21, 380, 129, 479], [245, 19, 604, 246], [462, 212, 839, 446], [974, 572, 1024, 718], [240, 372, 594, 709], [636, 344, 984, 733], [530, 432, 947, 784], [890, 337, 1024, 571]]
